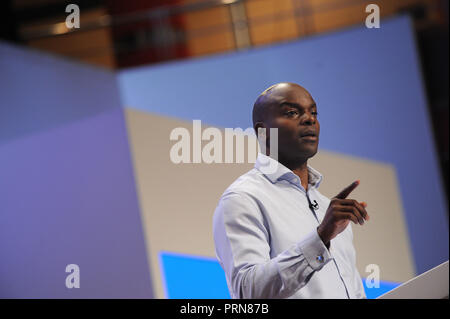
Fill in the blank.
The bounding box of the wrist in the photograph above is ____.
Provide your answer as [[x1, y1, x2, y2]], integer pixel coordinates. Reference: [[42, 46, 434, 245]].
[[317, 225, 330, 248]]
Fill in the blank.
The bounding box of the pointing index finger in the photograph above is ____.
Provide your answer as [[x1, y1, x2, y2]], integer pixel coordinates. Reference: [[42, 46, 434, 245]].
[[335, 180, 360, 199]]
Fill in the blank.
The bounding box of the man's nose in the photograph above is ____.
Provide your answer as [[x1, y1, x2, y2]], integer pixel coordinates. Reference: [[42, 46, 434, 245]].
[[301, 112, 316, 125]]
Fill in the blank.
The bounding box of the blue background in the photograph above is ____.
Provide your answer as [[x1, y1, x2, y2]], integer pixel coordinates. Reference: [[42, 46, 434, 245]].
[[118, 15, 448, 276]]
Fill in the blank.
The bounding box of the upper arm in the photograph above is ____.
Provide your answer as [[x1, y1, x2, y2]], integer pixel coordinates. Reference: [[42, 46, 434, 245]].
[[213, 192, 272, 294], [214, 192, 271, 263]]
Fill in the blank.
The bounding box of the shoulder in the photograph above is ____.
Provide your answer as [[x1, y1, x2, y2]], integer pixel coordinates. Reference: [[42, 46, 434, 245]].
[[221, 168, 270, 199], [214, 168, 270, 215]]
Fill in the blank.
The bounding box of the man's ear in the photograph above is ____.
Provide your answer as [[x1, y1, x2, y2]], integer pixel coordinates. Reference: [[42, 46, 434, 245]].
[[254, 122, 266, 134], [254, 122, 267, 140]]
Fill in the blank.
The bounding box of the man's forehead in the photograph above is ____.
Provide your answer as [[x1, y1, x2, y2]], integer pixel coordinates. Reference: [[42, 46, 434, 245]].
[[264, 83, 315, 106]]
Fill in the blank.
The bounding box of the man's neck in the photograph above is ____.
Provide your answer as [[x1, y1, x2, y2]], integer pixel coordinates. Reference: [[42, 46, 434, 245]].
[[293, 164, 309, 191], [278, 156, 309, 190]]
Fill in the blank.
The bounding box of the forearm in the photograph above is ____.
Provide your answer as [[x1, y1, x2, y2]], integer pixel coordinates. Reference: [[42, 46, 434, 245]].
[[214, 193, 331, 299], [228, 230, 332, 299]]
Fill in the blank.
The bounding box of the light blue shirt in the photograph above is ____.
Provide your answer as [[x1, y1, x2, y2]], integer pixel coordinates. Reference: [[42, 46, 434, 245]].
[[213, 153, 366, 299]]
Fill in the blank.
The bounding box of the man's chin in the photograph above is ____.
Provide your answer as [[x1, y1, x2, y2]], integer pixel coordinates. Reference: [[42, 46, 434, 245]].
[[299, 146, 318, 159]]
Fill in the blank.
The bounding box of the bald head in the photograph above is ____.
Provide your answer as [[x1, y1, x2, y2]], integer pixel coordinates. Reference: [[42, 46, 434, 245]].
[[252, 82, 313, 129]]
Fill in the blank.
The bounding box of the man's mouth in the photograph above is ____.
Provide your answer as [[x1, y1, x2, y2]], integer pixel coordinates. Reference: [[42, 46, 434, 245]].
[[300, 131, 318, 141]]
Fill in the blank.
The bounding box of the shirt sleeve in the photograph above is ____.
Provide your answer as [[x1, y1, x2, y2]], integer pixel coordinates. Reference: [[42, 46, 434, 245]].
[[213, 191, 332, 299]]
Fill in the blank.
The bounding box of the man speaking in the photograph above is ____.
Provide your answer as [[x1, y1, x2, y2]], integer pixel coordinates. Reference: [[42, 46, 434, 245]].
[[213, 82, 369, 299]]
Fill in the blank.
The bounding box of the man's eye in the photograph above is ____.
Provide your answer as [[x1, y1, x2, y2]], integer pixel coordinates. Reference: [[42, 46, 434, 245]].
[[285, 110, 298, 117], [312, 112, 318, 116]]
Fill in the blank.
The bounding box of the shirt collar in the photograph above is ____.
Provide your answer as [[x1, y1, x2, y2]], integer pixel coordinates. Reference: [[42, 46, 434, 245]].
[[254, 153, 323, 188]]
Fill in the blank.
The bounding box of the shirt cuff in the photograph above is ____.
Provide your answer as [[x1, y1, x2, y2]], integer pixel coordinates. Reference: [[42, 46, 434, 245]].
[[298, 229, 332, 271]]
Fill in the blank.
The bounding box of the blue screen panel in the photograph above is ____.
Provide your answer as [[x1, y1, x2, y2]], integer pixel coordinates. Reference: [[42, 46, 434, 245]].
[[159, 252, 231, 299], [119, 16, 449, 275], [160, 252, 400, 299], [363, 281, 401, 299], [159, 252, 400, 299]]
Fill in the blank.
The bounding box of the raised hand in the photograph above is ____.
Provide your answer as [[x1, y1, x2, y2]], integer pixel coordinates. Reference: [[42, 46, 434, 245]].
[[317, 180, 369, 246]]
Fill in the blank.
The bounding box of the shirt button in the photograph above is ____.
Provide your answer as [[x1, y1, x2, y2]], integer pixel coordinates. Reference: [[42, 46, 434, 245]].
[[316, 255, 324, 263]]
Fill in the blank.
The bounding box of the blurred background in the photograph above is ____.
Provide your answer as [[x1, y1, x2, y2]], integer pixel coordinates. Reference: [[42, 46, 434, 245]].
[[0, 0, 448, 299], [1, 0, 448, 190]]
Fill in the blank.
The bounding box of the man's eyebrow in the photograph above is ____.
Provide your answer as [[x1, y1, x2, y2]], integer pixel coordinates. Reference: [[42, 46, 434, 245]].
[[279, 101, 317, 109]]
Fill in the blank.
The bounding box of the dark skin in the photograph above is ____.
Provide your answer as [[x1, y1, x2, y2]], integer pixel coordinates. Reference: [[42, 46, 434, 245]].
[[253, 83, 370, 247]]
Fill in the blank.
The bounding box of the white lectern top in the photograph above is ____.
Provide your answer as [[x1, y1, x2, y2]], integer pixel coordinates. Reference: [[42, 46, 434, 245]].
[[378, 260, 449, 299]]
